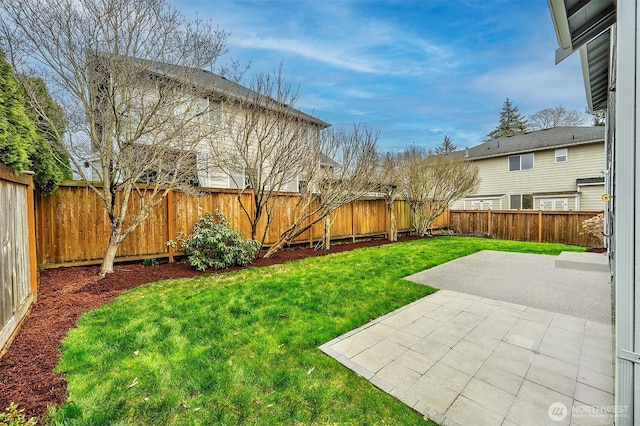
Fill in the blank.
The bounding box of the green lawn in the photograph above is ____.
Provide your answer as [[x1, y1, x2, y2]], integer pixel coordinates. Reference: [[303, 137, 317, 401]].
[[50, 237, 584, 425]]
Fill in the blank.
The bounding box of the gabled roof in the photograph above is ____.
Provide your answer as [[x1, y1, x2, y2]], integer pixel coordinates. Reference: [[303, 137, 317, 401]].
[[459, 126, 605, 160], [104, 55, 331, 129]]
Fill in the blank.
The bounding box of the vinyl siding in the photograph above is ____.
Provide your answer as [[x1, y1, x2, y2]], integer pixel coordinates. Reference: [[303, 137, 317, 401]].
[[452, 142, 604, 210], [578, 184, 606, 211]]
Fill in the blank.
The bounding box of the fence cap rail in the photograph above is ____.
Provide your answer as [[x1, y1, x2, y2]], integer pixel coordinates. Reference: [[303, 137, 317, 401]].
[[0, 164, 34, 187], [451, 209, 603, 214]]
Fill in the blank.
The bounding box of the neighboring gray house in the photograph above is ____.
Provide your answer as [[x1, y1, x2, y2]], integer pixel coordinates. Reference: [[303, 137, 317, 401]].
[[451, 126, 606, 211]]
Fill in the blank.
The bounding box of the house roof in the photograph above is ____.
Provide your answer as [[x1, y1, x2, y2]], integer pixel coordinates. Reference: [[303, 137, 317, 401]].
[[549, 0, 615, 63], [580, 29, 611, 112], [548, 0, 616, 112], [318, 153, 340, 168], [111, 55, 331, 129], [459, 126, 605, 161]]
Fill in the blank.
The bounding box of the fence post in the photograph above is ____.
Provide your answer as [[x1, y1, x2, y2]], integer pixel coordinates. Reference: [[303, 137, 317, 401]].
[[167, 189, 175, 263], [384, 199, 389, 240], [351, 202, 355, 243], [25, 172, 38, 299], [538, 210, 543, 242], [487, 209, 492, 237]]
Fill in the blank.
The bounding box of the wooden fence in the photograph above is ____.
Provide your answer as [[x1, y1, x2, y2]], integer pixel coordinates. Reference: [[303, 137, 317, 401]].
[[34, 183, 600, 269], [36, 182, 446, 268], [449, 209, 603, 247], [0, 165, 37, 352]]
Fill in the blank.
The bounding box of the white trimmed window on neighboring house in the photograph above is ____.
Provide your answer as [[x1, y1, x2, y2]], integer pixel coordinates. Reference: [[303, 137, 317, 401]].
[[539, 198, 569, 211], [228, 169, 252, 189], [555, 148, 568, 163], [471, 200, 493, 210], [510, 194, 533, 209], [508, 153, 534, 171]]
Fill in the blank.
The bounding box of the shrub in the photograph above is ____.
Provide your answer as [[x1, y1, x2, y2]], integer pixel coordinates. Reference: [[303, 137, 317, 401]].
[[581, 213, 605, 246], [0, 403, 36, 426], [142, 258, 159, 267], [171, 210, 260, 271]]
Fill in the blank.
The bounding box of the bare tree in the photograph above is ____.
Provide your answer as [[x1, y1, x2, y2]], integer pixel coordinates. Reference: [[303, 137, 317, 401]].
[[376, 153, 401, 241], [1, 0, 228, 276], [587, 109, 606, 126], [528, 106, 586, 130], [263, 124, 379, 257], [397, 147, 479, 236], [208, 65, 328, 246]]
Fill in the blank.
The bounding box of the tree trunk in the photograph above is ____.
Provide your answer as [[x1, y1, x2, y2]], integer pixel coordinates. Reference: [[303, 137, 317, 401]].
[[99, 223, 123, 277], [323, 216, 331, 250], [264, 239, 287, 258], [387, 200, 397, 242], [390, 210, 397, 242]]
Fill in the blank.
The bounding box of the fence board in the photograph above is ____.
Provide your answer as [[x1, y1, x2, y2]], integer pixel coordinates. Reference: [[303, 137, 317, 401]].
[[38, 184, 419, 267], [0, 165, 36, 351], [450, 210, 602, 246]]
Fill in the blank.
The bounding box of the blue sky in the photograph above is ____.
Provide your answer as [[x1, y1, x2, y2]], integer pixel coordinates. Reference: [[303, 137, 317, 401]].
[[175, 0, 587, 152]]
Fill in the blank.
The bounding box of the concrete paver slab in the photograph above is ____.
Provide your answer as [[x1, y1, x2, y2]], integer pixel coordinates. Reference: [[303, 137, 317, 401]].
[[319, 251, 614, 425], [405, 250, 611, 324]]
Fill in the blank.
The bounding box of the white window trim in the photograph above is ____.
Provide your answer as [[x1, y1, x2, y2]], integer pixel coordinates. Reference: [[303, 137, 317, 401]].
[[508, 153, 535, 171], [462, 195, 506, 210], [555, 148, 568, 163], [509, 193, 534, 209], [538, 198, 569, 211]]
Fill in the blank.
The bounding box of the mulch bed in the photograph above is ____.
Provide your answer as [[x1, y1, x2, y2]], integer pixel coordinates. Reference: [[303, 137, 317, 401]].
[[0, 236, 417, 422]]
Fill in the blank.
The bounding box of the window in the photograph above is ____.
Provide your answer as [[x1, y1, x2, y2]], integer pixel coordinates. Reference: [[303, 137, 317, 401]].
[[208, 100, 222, 123], [471, 200, 493, 210], [510, 194, 533, 209], [508, 153, 534, 171], [555, 148, 568, 163], [539, 199, 569, 211], [228, 169, 251, 189]]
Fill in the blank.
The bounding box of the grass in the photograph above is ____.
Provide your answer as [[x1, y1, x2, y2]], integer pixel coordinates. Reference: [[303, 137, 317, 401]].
[[50, 237, 584, 425]]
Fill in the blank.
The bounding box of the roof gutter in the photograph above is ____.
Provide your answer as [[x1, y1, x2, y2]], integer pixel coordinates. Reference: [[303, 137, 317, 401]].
[[548, 0, 573, 63]]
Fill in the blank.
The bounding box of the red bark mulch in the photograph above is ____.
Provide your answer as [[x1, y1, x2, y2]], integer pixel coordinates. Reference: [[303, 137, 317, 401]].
[[0, 236, 416, 422]]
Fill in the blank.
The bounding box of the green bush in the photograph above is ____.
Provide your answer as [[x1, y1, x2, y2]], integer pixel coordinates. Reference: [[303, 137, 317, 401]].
[[0, 403, 36, 426], [142, 258, 159, 267], [173, 210, 260, 271]]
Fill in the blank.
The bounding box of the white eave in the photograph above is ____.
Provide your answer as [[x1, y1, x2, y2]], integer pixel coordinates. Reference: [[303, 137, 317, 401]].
[[548, 0, 616, 64], [548, 0, 615, 112]]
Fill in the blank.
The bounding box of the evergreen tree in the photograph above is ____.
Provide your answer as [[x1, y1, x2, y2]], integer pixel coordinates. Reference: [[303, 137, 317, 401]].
[[21, 77, 72, 192], [487, 98, 528, 140], [435, 135, 457, 154], [0, 49, 35, 173], [0, 49, 69, 193]]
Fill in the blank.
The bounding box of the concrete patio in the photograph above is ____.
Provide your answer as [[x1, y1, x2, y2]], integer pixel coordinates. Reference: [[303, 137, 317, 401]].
[[320, 251, 614, 426]]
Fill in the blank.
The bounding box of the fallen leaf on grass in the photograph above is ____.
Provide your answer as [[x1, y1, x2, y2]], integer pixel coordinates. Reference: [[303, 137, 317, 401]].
[[307, 367, 315, 375]]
